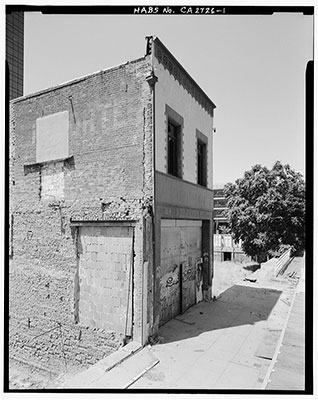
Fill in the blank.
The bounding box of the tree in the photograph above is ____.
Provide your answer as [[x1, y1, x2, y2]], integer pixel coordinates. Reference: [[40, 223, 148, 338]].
[[223, 161, 305, 262]]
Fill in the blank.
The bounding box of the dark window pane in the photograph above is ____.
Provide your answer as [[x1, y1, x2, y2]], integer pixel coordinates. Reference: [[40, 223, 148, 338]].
[[197, 139, 207, 186], [167, 122, 179, 177]]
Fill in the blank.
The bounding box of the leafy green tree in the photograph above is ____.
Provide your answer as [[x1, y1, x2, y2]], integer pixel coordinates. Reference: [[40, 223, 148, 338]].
[[224, 161, 305, 262]]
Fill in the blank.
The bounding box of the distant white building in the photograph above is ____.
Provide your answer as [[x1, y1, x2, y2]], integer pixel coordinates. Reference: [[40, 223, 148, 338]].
[[213, 186, 250, 262]]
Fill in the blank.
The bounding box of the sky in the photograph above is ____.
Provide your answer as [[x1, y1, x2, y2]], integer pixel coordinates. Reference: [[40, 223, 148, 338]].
[[23, 10, 313, 185]]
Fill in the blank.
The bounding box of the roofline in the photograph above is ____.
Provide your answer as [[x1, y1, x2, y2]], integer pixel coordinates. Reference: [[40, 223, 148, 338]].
[[152, 36, 216, 110], [11, 36, 217, 110], [10, 56, 148, 104]]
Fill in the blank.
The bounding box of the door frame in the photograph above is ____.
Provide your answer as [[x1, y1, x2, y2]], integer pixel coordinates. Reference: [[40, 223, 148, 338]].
[[70, 220, 137, 340]]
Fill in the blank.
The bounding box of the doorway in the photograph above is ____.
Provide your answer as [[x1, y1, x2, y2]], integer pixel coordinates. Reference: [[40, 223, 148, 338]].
[[159, 219, 202, 326], [76, 225, 134, 337], [223, 252, 232, 261]]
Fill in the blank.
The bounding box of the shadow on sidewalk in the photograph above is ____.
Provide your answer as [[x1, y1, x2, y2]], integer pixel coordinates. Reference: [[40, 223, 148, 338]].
[[159, 284, 282, 345]]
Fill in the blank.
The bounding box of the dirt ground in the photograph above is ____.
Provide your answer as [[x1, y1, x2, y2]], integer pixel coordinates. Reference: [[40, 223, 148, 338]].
[[9, 361, 83, 390], [9, 365, 54, 390], [8, 260, 258, 390], [212, 259, 259, 298]]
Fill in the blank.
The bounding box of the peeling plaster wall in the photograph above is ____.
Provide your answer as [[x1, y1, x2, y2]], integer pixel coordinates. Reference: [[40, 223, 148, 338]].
[[9, 57, 154, 373]]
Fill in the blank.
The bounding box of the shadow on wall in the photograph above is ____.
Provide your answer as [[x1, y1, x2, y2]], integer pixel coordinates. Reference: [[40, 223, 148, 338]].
[[158, 284, 282, 345]]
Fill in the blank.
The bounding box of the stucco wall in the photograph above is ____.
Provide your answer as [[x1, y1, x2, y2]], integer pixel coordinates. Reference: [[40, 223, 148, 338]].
[[153, 48, 214, 188]]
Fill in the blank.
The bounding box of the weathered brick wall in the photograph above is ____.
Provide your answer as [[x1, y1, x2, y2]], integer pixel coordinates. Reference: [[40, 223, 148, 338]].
[[9, 103, 16, 256], [9, 57, 154, 374]]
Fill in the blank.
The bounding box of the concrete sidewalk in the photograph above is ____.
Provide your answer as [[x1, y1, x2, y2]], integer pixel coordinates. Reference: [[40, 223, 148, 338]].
[[61, 256, 304, 390], [265, 257, 305, 390], [132, 257, 304, 390], [62, 343, 159, 389]]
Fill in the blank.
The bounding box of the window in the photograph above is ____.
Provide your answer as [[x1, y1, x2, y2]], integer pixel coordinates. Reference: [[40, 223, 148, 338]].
[[196, 130, 208, 187], [166, 105, 183, 178], [197, 140, 206, 186], [168, 121, 180, 177]]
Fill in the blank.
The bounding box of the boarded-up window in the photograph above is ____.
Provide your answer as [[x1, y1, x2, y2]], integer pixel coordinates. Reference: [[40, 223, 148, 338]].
[[36, 111, 69, 163]]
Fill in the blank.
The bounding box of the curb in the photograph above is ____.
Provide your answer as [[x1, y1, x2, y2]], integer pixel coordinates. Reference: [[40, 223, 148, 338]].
[[99, 341, 143, 373], [125, 357, 160, 389], [260, 258, 304, 389], [62, 341, 142, 388]]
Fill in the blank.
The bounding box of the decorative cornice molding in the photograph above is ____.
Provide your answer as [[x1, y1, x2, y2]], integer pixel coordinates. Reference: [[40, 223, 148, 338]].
[[153, 38, 216, 117]]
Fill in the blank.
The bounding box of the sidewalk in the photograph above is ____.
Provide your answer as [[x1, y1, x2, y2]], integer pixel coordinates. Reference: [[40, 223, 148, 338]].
[[62, 256, 304, 390], [264, 257, 305, 390]]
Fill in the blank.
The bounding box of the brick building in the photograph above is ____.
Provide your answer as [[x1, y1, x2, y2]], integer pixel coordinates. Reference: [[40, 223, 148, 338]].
[[9, 37, 216, 374]]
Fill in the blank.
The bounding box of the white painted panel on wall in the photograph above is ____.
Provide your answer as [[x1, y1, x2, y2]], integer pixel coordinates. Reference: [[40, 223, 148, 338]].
[[36, 111, 69, 163]]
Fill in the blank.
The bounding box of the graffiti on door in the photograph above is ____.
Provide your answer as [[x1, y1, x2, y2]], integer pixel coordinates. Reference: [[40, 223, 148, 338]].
[[165, 264, 196, 287]]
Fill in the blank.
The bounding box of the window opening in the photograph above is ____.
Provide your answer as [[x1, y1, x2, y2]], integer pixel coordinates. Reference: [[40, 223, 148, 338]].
[[168, 121, 180, 177], [197, 139, 207, 186]]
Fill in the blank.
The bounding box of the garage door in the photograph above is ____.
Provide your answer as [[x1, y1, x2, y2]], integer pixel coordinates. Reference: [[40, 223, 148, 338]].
[[160, 220, 202, 326]]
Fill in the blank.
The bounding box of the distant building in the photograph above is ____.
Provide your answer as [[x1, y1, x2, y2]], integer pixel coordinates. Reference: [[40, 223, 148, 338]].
[[213, 185, 229, 234], [9, 37, 216, 373], [6, 11, 24, 100], [213, 186, 249, 262]]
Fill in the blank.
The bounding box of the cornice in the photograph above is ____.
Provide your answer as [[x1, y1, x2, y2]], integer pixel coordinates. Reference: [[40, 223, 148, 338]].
[[152, 37, 216, 117]]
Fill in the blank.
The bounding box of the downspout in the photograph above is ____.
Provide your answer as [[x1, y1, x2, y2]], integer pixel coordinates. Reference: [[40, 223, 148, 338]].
[[145, 36, 158, 341]]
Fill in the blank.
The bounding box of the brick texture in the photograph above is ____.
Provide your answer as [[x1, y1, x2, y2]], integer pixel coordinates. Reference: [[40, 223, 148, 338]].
[[9, 57, 154, 373]]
